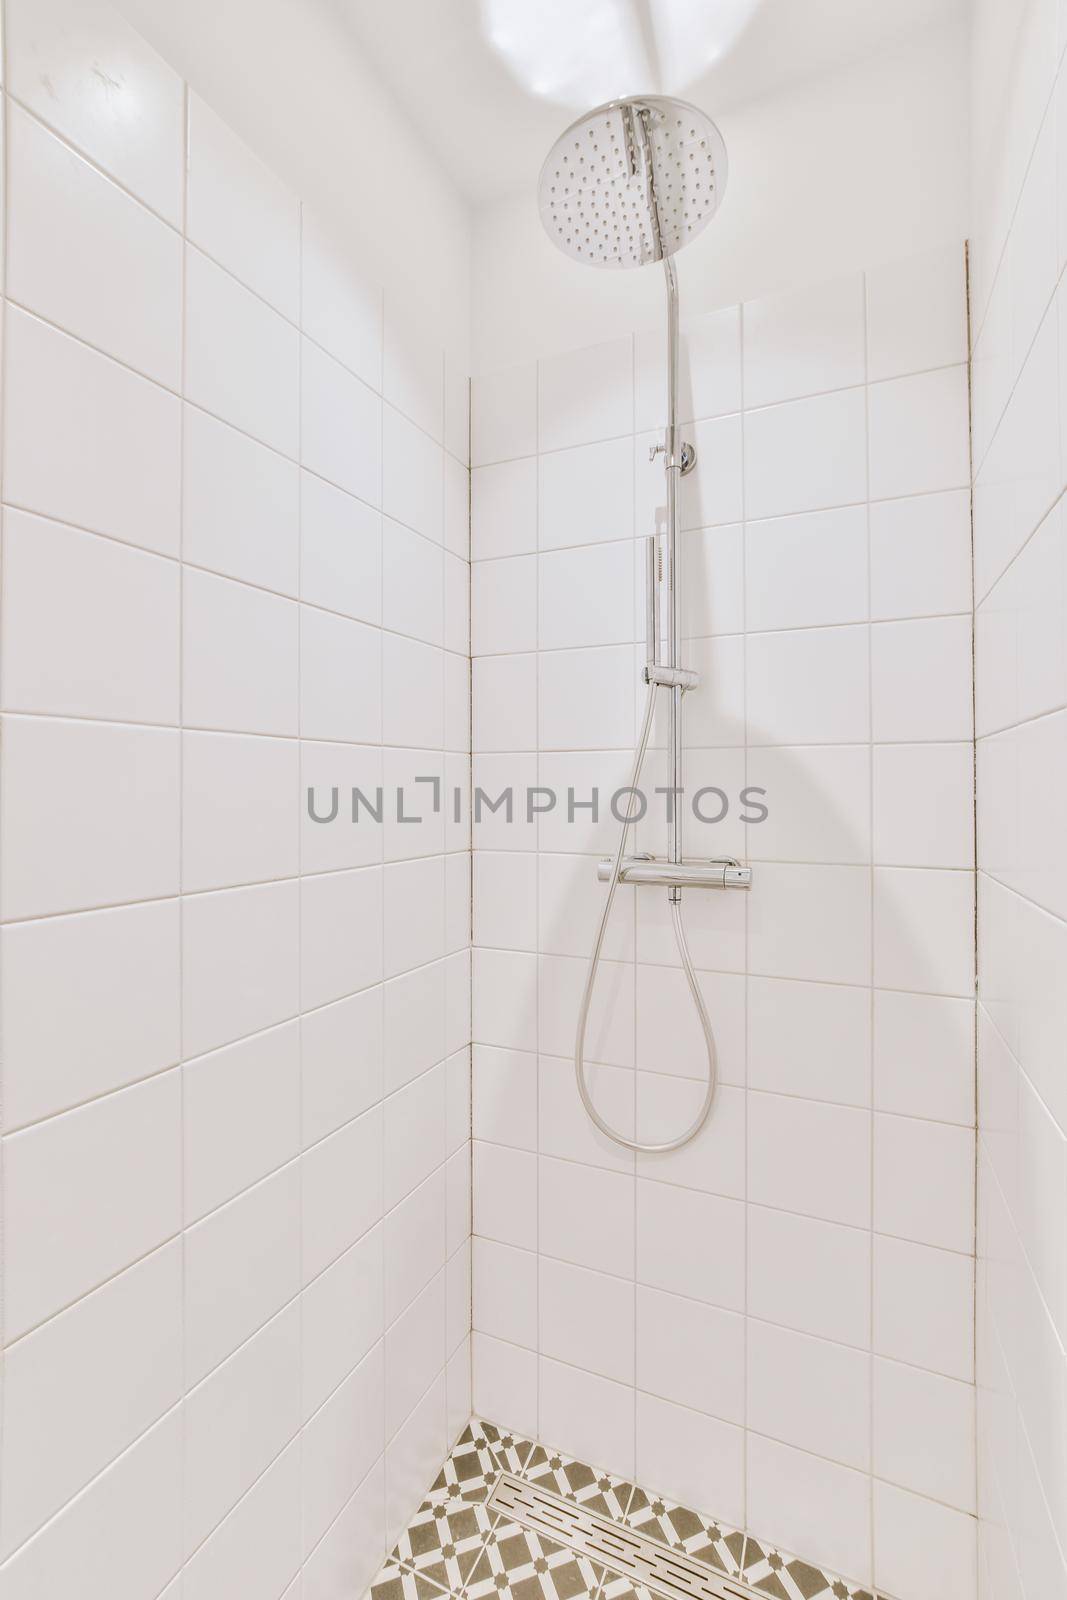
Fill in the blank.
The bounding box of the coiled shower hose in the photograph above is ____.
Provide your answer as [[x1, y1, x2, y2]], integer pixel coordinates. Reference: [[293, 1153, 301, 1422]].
[[574, 679, 718, 1154]]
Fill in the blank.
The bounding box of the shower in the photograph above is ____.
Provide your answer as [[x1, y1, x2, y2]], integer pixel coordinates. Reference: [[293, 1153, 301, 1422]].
[[538, 95, 752, 1154]]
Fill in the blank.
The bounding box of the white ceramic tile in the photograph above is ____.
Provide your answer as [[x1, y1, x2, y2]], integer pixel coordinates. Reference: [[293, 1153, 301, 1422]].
[[382, 749, 446, 861], [539, 1154, 634, 1278], [542, 1257, 635, 1386], [0, 1243, 181, 1558], [0, 1408, 182, 1600], [638, 415, 743, 534], [301, 209, 382, 389], [444, 452, 471, 559], [748, 863, 871, 986], [539, 645, 635, 750], [383, 1066, 447, 1214], [873, 1481, 978, 1600], [636, 1285, 743, 1422], [872, 866, 975, 997], [635, 1392, 743, 1529], [635, 1075, 746, 1195], [873, 990, 975, 1125], [744, 388, 867, 520], [874, 1233, 974, 1380], [383, 959, 447, 1092], [184, 568, 299, 736], [384, 1271, 446, 1439], [875, 1113, 975, 1253], [471, 555, 538, 655], [471, 1333, 538, 1441], [634, 966, 745, 1085], [302, 1226, 383, 1421], [873, 743, 974, 868], [746, 624, 869, 745], [748, 975, 871, 1106], [185, 246, 299, 458], [4, 305, 181, 555], [871, 616, 973, 742], [745, 745, 871, 864], [300, 471, 381, 623], [444, 550, 470, 655], [184, 1302, 301, 1554], [540, 1359, 635, 1481], [869, 366, 971, 499], [1, 715, 180, 920], [301, 987, 383, 1151], [472, 458, 538, 559], [183, 1022, 300, 1222], [748, 1205, 871, 1348], [473, 1236, 537, 1348], [748, 1319, 870, 1471], [181, 884, 300, 1059], [635, 1180, 745, 1310], [472, 654, 537, 752], [384, 1374, 446, 1541], [182, 732, 299, 892], [381, 634, 442, 751], [301, 867, 383, 1012], [301, 742, 384, 876], [870, 490, 973, 621], [540, 338, 633, 452], [303, 1345, 385, 1556], [7, 104, 182, 386], [3, 1070, 180, 1339], [300, 606, 381, 745], [187, 94, 300, 319], [301, 1107, 382, 1284], [866, 244, 969, 381], [381, 519, 443, 646], [542, 951, 635, 1069], [744, 273, 866, 407], [184, 1162, 301, 1387], [747, 1434, 871, 1587], [6, 0, 184, 221], [539, 437, 634, 551], [748, 1091, 871, 1229], [472, 1140, 537, 1250], [537, 1053, 633, 1174], [383, 856, 445, 979], [185, 406, 300, 595], [678, 523, 745, 639], [472, 363, 538, 464], [301, 337, 382, 505], [635, 304, 741, 429], [383, 406, 443, 544], [183, 1441, 302, 1600], [383, 309, 443, 442], [303, 1457, 386, 1600], [873, 1357, 976, 1512], [539, 542, 635, 650], [745, 506, 868, 632], [473, 851, 537, 953], [1, 510, 179, 723], [0, 900, 180, 1131]]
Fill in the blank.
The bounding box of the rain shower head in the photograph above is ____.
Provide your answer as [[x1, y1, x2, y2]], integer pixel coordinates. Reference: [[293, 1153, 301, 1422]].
[[537, 94, 727, 270]]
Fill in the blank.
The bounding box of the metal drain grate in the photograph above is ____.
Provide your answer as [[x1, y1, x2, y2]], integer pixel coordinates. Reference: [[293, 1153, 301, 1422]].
[[487, 1474, 752, 1600]]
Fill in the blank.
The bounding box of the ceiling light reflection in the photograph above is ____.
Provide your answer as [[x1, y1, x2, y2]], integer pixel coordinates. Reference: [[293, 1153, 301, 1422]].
[[480, 0, 652, 107]]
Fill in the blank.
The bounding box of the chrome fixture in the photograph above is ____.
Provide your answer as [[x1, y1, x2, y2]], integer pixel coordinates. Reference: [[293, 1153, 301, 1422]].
[[539, 95, 750, 1155]]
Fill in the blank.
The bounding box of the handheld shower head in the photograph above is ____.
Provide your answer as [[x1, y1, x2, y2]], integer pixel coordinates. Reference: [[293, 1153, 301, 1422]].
[[537, 94, 727, 270]]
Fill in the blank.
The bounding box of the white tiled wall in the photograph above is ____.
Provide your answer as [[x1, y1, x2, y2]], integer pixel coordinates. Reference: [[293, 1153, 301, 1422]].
[[469, 248, 977, 1600], [0, 1, 471, 1594], [970, 4, 1067, 1600]]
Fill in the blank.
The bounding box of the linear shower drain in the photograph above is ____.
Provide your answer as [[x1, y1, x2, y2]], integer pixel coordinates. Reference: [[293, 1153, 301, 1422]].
[[486, 1474, 751, 1600]]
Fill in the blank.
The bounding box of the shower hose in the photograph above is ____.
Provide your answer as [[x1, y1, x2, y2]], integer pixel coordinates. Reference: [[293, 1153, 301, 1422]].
[[574, 678, 718, 1154]]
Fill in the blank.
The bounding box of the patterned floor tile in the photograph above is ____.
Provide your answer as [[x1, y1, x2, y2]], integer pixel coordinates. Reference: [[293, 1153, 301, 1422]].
[[624, 1488, 745, 1576], [739, 1537, 865, 1600], [466, 1519, 605, 1600], [389, 1491, 496, 1592], [476, 1416, 538, 1479], [369, 1556, 450, 1600], [521, 1443, 635, 1523]]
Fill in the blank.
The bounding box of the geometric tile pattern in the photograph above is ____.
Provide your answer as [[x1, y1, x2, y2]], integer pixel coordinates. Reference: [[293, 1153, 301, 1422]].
[[368, 1419, 890, 1600]]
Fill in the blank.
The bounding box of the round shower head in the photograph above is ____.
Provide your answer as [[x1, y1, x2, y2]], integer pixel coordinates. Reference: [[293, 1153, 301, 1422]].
[[537, 95, 727, 270]]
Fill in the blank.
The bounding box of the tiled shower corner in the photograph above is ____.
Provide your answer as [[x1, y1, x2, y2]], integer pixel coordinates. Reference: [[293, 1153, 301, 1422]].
[[370, 1419, 890, 1600]]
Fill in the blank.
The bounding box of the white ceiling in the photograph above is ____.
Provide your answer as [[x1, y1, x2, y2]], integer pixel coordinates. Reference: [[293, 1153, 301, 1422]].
[[334, 0, 970, 205]]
